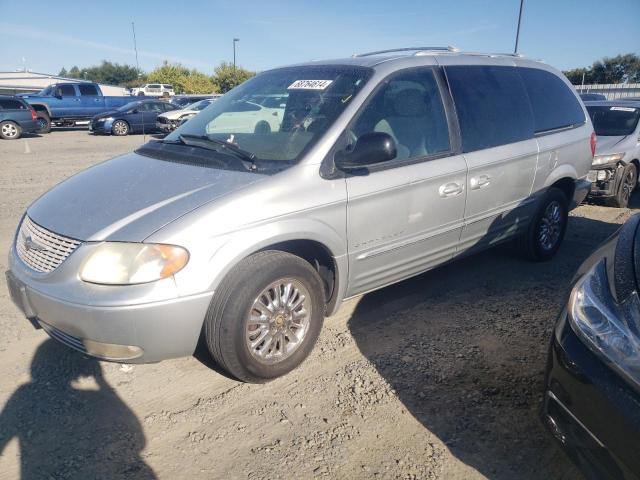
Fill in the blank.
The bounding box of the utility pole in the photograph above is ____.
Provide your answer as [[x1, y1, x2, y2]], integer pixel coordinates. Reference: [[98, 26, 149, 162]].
[[233, 38, 240, 70], [514, 0, 524, 54], [132, 22, 140, 75]]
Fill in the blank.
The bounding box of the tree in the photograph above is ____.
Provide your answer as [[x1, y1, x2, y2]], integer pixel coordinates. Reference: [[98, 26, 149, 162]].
[[146, 61, 216, 94], [59, 61, 140, 85], [564, 53, 640, 85], [58, 67, 68, 77], [213, 62, 254, 93]]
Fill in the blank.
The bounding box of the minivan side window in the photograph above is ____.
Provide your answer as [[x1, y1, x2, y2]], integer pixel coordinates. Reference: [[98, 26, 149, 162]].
[[445, 65, 534, 153], [350, 68, 450, 162], [78, 84, 99, 96], [518, 67, 585, 134]]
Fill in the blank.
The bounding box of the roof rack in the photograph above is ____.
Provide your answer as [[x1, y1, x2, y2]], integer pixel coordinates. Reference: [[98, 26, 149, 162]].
[[490, 52, 524, 58], [352, 46, 459, 58]]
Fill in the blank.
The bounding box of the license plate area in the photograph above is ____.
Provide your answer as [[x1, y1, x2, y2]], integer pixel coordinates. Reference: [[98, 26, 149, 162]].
[[5, 271, 39, 328]]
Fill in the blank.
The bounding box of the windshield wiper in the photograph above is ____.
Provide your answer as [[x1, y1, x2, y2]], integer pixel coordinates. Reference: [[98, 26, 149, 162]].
[[169, 134, 258, 170]]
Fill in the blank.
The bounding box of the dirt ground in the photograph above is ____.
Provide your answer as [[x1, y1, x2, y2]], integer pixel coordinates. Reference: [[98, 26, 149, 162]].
[[0, 129, 637, 480]]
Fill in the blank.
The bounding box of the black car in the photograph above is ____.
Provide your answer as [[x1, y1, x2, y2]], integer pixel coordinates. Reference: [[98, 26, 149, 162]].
[[0, 95, 38, 140], [580, 93, 607, 102], [89, 99, 177, 136], [543, 213, 640, 480]]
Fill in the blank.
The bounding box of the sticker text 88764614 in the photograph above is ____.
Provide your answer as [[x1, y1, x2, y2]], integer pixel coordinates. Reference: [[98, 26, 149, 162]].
[[287, 80, 333, 90]]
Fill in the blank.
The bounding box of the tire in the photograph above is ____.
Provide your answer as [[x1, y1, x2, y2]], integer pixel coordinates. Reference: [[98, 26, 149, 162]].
[[111, 120, 130, 136], [137, 92, 145, 96], [204, 251, 325, 383], [0, 121, 22, 140], [606, 163, 636, 208], [35, 112, 51, 134], [254, 120, 271, 134], [517, 187, 568, 262]]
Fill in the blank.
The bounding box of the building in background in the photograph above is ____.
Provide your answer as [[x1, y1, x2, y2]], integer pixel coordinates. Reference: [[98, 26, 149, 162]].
[[0, 71, 128, 96]]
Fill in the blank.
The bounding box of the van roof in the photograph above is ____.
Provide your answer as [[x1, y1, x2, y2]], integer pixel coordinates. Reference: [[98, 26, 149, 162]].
[[284, 47, 545, 69]]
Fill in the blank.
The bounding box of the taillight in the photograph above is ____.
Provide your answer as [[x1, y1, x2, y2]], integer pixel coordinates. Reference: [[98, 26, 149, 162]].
[[30, 108, 37, 121], [590, 131, 597, 157]]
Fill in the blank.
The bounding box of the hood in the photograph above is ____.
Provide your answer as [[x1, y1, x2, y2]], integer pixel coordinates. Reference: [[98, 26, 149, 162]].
[[27, 152, 266, 242], [595, 135, 630, 155], [92, 110, 119, 120], [161, 108, 197, 120]]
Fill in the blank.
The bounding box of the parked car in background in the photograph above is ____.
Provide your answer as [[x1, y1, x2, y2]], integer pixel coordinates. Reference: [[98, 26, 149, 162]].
[[89, 99, 178, 136], [580, 93, 607, 102], [585, 100, 640, 207], [0, 96, 38, 140], [156, 99, 214, 133], [543, 213, 640, 480], [18, 82, 132, 133], [7, 48, 594, 383], [171, 94, 221, 108], [130, 84, 175, 97]]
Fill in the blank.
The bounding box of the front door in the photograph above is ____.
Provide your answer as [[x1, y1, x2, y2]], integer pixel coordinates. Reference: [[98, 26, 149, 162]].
[[343, 67, 467, 297]]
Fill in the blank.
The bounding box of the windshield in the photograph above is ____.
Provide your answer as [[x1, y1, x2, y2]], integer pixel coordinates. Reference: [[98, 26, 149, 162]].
[[165, 65, 372, 162], [117, 101, 141, 112], [587, 105, 640, 136], [184, 100, 211, 111]]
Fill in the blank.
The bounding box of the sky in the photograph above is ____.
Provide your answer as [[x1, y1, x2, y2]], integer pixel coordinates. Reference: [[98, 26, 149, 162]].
[[1, 0, 638, 75]]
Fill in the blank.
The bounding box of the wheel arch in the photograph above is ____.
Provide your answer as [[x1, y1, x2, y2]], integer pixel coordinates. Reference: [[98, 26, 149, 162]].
[[29, 103, 52, 117]]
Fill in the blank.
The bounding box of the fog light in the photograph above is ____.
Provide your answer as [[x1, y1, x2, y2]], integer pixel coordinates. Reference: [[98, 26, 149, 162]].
[[597, 170, 609, 181], [83, 339, 143, 361]]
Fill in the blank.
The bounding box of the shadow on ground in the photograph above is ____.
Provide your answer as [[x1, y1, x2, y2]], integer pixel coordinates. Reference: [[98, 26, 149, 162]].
[[0, 339, 156, 479], [348, 214, 622, 479]]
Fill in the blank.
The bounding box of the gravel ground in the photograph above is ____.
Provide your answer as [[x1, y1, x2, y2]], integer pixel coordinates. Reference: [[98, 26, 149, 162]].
[[1, 130, 637, 480]]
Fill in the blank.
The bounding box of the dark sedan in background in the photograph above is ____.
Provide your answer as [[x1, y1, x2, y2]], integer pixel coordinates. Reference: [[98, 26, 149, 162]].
[[0, 95, 39, 140], [89, 99, 177, 136], [543, 213, 640, 480]]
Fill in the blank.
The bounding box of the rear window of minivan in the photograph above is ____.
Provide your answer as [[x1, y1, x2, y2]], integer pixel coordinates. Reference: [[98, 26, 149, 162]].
[[445, 65, 534, 153], [518, 67, 585, 134]]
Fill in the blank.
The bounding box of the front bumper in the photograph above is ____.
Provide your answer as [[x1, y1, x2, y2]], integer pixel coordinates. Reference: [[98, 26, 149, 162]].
[[89, 119, 114, 134], [571, 178, 592, 209], [6, 245, 213, 363], [156, 120, 176, 133], [587, 164, 625, 198], [542, 311, 640, 480]]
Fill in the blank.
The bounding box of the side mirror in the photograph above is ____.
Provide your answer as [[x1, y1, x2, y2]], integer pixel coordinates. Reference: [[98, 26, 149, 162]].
[[131, 109, 139, 114], [335, 132, 397, 171]]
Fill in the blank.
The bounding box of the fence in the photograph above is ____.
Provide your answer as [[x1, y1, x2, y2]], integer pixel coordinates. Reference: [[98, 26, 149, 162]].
[[574, 83, 640, 99]]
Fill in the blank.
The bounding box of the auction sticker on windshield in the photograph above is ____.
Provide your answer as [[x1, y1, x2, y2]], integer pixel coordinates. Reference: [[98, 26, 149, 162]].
[[288, 80, 333, 90]]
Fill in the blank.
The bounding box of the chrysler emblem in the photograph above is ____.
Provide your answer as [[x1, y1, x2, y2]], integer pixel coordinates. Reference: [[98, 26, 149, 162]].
[[22, 233, 46, 253]]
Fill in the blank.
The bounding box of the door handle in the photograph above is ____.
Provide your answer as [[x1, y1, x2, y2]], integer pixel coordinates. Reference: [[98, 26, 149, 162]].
[[470, 174, 491, 190], [438, 182, 464, 197]]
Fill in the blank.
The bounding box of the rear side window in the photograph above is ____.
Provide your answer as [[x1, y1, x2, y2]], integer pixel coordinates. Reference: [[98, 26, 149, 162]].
[[78, 84, 99, 96], [445, 65, 534, 153], [0, 99, 27, 110], [518, 67, 585, 133]]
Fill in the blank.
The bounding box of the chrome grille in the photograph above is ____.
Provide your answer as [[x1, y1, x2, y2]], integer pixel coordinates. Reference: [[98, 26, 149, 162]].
[[15, 216, 81, 273]]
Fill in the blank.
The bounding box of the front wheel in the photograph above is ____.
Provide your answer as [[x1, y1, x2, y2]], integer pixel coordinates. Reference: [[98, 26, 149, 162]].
[[111, 120, 129, 136], [204, 251, 325, 383], [517, 187, 568, 262], [35, 112, 51, 134], [606, 163, 636, 208]]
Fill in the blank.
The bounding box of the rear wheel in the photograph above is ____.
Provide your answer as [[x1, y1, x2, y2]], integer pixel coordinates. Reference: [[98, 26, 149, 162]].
[[35, 112, 51, 134], [517, 187, 568, 261], [0, 121, 21, 140], [111, 120, 130, 136], [204, 251, 325, 383], [606, 163, 636, 208]]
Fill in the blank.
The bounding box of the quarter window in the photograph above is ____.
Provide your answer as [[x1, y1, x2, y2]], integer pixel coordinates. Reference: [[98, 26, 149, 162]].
[[518, 67, 585, 133], [0, 99, 26, 110], [350, 68, 451, 161], [445, 65, 534, 152]]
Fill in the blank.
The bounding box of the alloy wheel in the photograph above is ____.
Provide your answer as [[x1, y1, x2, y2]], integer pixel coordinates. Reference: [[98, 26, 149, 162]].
[[1, 123, 18, 138], [538, 200, 563, 251], [245, 278, 312, 364]]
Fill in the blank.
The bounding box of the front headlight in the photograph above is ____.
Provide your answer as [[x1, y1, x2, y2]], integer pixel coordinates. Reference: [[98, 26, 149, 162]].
[[592, 152, 625, 166], [568, 260, 640, 385], [80, 242, 189, 285]]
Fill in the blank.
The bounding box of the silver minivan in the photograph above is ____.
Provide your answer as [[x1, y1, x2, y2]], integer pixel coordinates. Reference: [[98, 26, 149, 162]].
[[6, 47, 594, 382]]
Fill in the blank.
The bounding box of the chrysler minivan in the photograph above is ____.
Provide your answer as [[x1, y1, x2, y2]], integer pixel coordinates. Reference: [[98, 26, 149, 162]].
[[6, 47, 594, 382]]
